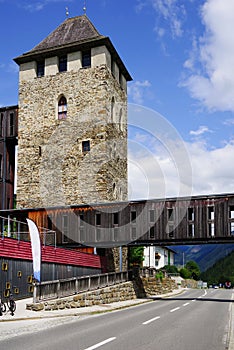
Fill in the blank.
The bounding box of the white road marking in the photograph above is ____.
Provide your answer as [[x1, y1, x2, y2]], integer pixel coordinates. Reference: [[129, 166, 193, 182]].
[[183, 302, 190, 306], [170, 307, 180, 313], [84, 337, 116, 350], [192, 299, 196, 302], [142, 316, 161, 325]]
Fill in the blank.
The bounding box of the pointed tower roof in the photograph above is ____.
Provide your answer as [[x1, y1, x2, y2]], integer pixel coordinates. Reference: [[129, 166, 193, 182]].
[[30, 15, 102, 53], [14, 15, 132, 81]]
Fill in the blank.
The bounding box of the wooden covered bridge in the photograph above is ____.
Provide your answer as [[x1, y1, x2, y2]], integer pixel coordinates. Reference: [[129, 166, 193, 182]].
[[1, 192, 234, 247]]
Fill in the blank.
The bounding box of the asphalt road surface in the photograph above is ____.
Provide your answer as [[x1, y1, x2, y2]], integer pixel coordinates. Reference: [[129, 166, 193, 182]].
[[0, 288, 233, 350]]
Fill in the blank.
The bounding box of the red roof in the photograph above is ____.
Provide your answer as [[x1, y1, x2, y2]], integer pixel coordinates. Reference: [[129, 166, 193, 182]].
[[0, 237, 101, 269]]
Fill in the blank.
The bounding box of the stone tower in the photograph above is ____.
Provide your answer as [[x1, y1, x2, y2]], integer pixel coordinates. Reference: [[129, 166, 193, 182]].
[[14, 15, 132, 209]]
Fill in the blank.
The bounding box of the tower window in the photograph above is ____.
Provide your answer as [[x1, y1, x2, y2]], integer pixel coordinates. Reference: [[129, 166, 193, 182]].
[[59, 56, 67, 72], [58, 96, 67, 120], [111, 97, 115, 121], [82, 140, 90, 152], [82, 50, 91, 68], [37, 61, 45, 77]]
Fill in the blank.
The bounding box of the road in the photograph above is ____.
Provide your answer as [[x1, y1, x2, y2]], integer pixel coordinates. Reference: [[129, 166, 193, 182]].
[[0, 288, 233, 350]]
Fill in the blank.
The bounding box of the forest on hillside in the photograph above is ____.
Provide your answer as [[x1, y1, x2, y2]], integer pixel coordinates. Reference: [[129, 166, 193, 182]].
[[200, 250, 234, 287]]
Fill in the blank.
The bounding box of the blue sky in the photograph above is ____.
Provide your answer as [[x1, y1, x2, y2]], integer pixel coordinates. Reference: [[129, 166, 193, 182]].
[[1, 0, 234, 200]]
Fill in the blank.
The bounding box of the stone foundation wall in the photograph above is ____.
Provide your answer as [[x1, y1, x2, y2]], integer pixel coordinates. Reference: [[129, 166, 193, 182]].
[[27, 281, 136, 311], [181, 279, 198, 288], [140, 277, 178, 296], [27, 277, 178, 312]]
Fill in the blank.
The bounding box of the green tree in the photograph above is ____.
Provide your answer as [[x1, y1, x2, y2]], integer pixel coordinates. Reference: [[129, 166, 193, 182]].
[[129, 247, 144, 267], [180, 267, 191, 279], [185, 260, 201, 280], [163, 265, 179, 274]]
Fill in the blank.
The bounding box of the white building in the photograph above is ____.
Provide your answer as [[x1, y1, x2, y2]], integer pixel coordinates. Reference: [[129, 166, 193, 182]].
[[143, 246, 176, 269]]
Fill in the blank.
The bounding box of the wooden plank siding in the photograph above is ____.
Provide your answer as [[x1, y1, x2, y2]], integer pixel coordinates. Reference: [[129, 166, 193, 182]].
[[1, 193, 234, 246]]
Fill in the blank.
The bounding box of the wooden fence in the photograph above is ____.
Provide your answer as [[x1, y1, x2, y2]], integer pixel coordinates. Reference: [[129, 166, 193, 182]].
[[33, 270, 131, 302]]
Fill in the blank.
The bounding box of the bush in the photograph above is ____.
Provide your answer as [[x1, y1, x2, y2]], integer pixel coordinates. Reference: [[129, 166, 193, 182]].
[[180, 267, 191, 279], [155, 271, 164, 281]]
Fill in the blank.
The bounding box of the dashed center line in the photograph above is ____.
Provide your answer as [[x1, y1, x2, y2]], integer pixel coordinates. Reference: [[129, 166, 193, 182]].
[[143, 316, 161, 325], [183, 302, 190, 307], [170, 307, 180, 313], [84, 337, 116, 350]]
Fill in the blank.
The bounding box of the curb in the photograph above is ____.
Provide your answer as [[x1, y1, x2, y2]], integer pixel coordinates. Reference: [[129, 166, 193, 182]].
[[0, 289, 186, 323]]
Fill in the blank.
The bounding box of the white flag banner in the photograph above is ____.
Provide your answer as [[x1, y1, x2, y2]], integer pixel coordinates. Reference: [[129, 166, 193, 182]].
[[27, 218, 41, 282]]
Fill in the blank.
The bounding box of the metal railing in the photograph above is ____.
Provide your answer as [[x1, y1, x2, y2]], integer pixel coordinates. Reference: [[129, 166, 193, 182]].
[[33, 270, 131, 302], [0, 215, 56, 247]]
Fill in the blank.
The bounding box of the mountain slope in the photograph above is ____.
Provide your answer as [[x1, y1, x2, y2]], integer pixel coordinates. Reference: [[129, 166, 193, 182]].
[[172, 244, 234, 271], [200, 250, 234, 286]]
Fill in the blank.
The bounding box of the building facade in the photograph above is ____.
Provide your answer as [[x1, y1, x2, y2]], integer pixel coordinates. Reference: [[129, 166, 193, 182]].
[[14, 15, 132, 209], [0, 105, 18, 210], [143, 246, 176, 270]]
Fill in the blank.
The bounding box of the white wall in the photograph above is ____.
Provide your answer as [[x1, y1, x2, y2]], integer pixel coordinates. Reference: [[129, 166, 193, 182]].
[[143, 246, 175, 269]]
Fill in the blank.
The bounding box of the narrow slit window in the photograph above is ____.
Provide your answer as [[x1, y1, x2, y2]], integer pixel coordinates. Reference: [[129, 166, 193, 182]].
[[229, 206, 234, 219], [150, 226, 155, 239], [188, 208, 194, 221], [230, 222, 234, 235], [208, 206, 214, 220], [168, 208, 174, 221], [208, 222, 215, 237], [131, 227, 137, 240], [114, 227, 118, 241], [58, 96, 67, 120], [149, 210, 155, 223], [96, 228, 101, 241], [9, 113, 14, 136], [62, 215, 69, 243], [131, 211, 136, 223], [113, 212, 119, 225], [96, 213, 101, 226], [80, 214, 84, 227], [188, 224, 195, 237], [0, 113, 4, 137]]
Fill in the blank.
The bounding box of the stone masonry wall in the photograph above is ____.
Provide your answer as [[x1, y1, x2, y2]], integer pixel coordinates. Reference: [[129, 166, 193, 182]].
[[17, 64, 127, 209], [26, 278, 178, 312]]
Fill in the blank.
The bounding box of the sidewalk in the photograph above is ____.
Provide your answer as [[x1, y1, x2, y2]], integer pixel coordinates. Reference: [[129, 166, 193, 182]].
[[0, 288, 185, 322]]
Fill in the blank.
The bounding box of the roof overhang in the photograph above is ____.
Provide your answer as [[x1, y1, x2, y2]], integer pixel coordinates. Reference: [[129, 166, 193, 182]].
[[14, 36, 132, 81]]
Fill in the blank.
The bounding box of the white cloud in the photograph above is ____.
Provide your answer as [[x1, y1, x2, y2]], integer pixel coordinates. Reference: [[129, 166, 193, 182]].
[[223, 118, 234, 126], [182, 0, 234, 112], [190, 125, 211, 136], [151, 0, 185, 38], [188, 140, 234, 195], [128, 80, 152, 105], [128, 138, 234, 199]]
